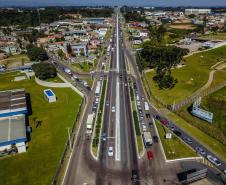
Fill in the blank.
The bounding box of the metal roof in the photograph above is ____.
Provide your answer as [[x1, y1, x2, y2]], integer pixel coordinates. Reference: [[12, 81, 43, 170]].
[[0, 114, 27, 146]]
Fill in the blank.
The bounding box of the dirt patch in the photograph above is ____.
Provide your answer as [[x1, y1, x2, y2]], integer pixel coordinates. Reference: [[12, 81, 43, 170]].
[[169, 24, 196, 30]]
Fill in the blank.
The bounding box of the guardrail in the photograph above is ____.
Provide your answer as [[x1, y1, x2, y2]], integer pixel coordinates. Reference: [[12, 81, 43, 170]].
[[52, 97, 85, 185]]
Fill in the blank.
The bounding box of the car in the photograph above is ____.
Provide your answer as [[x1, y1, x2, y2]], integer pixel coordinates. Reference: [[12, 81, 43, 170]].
[[138, 106, 142, 111], [183, 137, 192, 145], [160, 119, 168, 125], [173, 130, 182, 137], [102, 133, 107, 141], [153, 136, 158, 143], [142, 125, 147, 132], [140, 115, 144, 120], [170, 125, 175, 131], [195, 146, 206, 156], [137, 101, 141, 106], [131, 169, 139, 181], [149, 122, 153, 127], [108, 146, 114, 157], [147, 150, 153, 160], [207, 155, 221, 166], [95, 98, 99, 104], [112, 106, 116, 112], [106, 101, 110, 106], [223, 169, 226, 175], [146, 113, 150, 118], [139, 110, 142, 115], [155, 115, 161, 120]]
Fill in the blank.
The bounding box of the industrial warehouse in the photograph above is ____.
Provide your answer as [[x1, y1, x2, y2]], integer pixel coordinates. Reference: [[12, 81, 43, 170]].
[[0, 89, 28, 156]]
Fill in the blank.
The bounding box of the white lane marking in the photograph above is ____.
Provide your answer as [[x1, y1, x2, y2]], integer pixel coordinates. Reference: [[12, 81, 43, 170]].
[[116, 12, 119, 72], [115, 77, 121, 161]]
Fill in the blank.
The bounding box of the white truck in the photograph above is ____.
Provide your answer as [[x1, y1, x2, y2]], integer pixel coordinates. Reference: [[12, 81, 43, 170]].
[[142, 132, 153, 147], [144, 102, 149, 111], [86, 113, 95, 136]]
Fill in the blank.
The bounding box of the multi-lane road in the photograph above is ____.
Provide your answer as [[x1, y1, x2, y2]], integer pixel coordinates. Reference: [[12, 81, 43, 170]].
[[60, 9, 226, 185]]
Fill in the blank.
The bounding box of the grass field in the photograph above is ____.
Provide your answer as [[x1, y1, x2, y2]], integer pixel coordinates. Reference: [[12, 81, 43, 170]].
[[145, 45, 226, 105], [156, 121, 197, 160], [0, 54, 30, 68], [200, 33, 226, 41], [44, 76, 64, 83], [72, 62, 94, 73], [0, 72, 82, 185], [166, 111, 226, 160]]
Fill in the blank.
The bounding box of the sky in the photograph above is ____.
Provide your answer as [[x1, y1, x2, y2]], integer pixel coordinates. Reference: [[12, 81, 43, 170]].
[[1, 0, 226, 7]]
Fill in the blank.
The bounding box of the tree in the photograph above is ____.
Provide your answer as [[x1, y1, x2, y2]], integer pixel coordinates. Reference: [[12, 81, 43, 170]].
[[26, 44, 49, 61], [32, 62, 57, 80]]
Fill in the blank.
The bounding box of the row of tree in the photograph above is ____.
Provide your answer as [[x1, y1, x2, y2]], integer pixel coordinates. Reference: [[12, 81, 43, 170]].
[[26, 44, 49, 61], [0, 7, 113, 27]]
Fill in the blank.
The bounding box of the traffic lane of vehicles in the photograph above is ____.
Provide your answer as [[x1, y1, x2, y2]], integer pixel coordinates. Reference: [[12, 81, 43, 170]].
[[154, 113, 226, 173]]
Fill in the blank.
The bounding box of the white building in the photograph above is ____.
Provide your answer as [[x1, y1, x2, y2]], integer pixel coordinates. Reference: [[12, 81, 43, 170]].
[[185, 9, 211, 15], [44, 89, 56, 103]]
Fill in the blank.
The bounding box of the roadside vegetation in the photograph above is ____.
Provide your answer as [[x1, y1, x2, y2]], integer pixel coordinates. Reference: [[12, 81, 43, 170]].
[[0, 72, 82, 185], [129, 82, 143, 155], [144, 45, 226, 105], [166, 111, 226, 160], [92, 80, 107, 156], [156, 121, 197, 160]]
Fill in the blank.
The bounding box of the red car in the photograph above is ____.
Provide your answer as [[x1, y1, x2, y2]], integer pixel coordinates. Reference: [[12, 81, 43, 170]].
[[160, 118, 168, 125], [147, 150, 153, 160]]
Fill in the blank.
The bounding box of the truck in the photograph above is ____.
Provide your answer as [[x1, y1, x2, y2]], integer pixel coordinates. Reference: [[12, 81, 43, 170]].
[[144, 102, 149, 111], [95, 81, 102, 97], [86, 113, 95, 136], [142, 132, 153, 147]]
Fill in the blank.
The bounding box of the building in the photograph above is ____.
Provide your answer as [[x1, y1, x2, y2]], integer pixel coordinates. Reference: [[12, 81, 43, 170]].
[[185, 9, 211, 15], [0, 89, 28, 155], [0, 89, 27, 117], [0, 115, 27, 154], [70, 43, 88, 56], [44, 89, 56, 103]]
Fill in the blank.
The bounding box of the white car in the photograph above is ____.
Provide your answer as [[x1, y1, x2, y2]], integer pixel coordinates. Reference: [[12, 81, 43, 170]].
[[207, 155, 221, 166], [112, 106, 116, 112], [142, 125, 147, 132], [108, 146, 114, 157]]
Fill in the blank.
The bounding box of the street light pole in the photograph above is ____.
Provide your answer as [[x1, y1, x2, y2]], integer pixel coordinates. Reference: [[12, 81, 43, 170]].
[[67, 127, 72, 150]]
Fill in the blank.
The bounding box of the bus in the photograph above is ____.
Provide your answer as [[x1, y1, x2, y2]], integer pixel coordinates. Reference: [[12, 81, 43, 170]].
[[95, 81, 102, 97], [142, 132, 153, 147]]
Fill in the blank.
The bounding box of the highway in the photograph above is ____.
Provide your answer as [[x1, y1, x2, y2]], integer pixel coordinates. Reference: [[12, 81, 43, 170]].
[[60, 9, 226, 185]]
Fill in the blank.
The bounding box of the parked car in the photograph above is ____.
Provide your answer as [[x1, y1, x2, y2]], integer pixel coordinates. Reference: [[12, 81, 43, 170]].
[[207, 155, 221, 166], [108, 146, 114, 157], [147, 150, 154, 160]]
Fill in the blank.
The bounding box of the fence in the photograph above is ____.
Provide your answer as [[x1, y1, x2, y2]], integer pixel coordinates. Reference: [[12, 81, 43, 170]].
[[170, 82, 226, 111], [143, 71, 226, 111], [52, 97, 86, 185]]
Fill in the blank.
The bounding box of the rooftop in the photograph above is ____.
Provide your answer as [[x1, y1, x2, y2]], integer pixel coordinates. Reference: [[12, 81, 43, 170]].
[[0, 114, 27, 146], [0, 89, 26, 112]]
